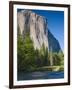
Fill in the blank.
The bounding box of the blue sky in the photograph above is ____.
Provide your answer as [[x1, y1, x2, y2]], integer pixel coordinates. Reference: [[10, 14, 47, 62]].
[[32, 10, 64, 51], [18, 9, 64, 51]]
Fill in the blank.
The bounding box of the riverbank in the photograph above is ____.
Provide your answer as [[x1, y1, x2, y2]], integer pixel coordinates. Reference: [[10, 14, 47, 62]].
[[32, 65, 64, 72], [18, 65, 64, 73]]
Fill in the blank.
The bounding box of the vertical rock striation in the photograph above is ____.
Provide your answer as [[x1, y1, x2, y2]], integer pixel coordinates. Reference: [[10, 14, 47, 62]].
[[17, 10, 49, 50], [17, 10, 61, 52]]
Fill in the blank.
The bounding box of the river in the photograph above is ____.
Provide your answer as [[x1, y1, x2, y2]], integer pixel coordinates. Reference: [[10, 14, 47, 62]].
[[17, 71, 64, 80]]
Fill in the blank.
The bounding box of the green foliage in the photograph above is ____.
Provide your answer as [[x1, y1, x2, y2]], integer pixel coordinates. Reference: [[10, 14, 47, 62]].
[[58, 50, 64, 65], [17, 28, 64, 72], [17, 33, 36, 72], [48, 51, 64, 66]]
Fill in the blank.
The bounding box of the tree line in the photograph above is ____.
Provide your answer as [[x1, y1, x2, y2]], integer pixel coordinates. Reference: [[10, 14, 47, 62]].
[[17, 31, 64, 72]]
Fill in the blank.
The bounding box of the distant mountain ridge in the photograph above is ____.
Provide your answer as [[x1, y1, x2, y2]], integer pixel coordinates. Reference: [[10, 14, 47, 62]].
[[17, 10, 61, 52]]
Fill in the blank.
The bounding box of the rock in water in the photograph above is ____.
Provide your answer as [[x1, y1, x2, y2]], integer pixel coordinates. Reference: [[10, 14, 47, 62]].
[[17, 10, 61, 52]]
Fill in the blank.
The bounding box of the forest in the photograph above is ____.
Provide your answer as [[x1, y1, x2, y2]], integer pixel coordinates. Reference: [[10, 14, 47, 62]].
[[17, 31, 64, 72]]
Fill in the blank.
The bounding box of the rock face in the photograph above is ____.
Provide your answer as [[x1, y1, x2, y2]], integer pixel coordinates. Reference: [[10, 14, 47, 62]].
[[17, 10, 49, 50], [17, 10, 61, 52], [48, 30, 61, 52]]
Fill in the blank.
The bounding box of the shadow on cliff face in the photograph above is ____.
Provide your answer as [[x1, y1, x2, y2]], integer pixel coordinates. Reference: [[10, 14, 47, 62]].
[[48, 29, 61, 53]]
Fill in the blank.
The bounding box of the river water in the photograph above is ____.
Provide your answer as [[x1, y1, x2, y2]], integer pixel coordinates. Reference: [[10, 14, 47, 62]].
[[17, 71, 64, 81]]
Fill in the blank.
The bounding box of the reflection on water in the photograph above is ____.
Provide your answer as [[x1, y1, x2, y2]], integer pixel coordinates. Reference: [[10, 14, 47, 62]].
[[17, 71, 64, 81]]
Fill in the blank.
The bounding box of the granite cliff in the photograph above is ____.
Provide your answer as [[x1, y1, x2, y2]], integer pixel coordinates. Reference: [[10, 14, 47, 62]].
[[17, 10, 61, 52]]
